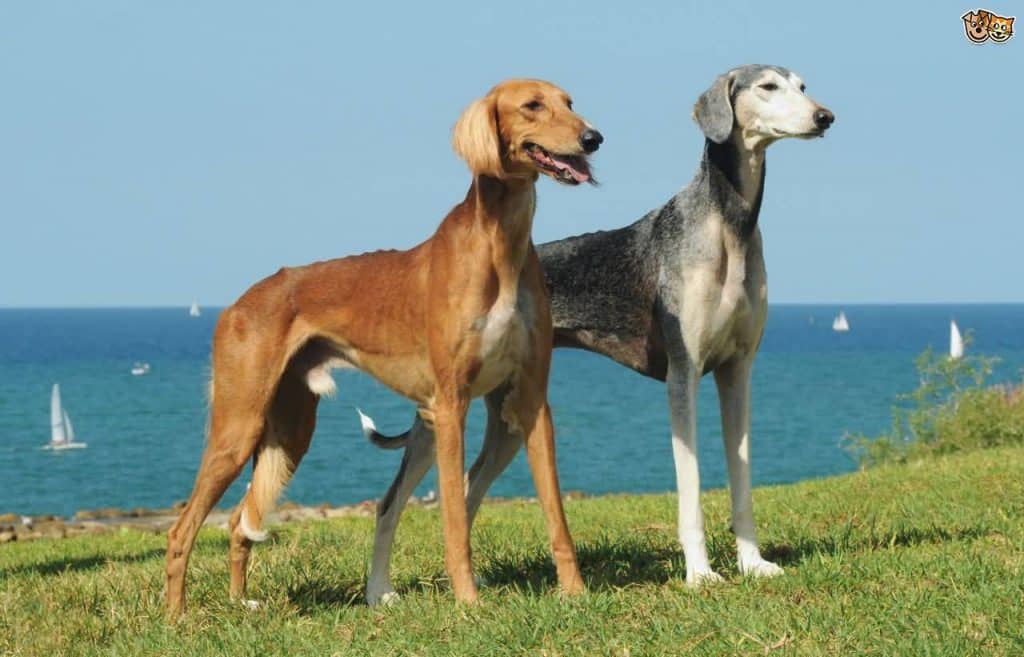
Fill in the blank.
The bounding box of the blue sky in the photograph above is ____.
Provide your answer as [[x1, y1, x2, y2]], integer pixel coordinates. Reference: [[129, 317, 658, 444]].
[[1, 1, 1020, 307]]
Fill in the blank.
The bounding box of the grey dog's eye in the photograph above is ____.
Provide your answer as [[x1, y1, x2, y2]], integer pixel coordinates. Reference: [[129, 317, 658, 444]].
[[800, 84, 807, 92], [759, 83, 778, 91]]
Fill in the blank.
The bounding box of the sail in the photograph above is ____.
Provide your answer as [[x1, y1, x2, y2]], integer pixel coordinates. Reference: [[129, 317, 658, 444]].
[[63, 410, 75, 443], [189, 301, 200, 317], [950, 320, 964, 359], [832, 312, 849, 332], [50, 384, 66, 444]]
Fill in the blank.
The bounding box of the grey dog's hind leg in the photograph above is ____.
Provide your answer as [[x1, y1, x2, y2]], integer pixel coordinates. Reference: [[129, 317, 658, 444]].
[[366, 416, 434, 606]]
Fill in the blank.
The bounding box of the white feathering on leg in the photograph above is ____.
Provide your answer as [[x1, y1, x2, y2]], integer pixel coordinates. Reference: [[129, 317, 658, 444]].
[[239, 507, 269, 543]]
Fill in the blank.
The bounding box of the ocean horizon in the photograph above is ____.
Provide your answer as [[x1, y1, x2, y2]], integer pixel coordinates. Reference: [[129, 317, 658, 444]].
[[2, 303, 1022, 519]]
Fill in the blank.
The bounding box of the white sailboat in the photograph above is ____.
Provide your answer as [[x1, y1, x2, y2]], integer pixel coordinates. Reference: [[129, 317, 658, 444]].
[[950, 320, 964, 360], [131, 361, 151, 376], [44, 384, 87, 450], [189, 301, 201, 317], [832, 311, 850, 333]]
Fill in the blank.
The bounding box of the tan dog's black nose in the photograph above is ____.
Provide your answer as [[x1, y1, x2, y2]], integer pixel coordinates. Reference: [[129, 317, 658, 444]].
[[814, 109, 835, 130], [579, 128, 603, 153]]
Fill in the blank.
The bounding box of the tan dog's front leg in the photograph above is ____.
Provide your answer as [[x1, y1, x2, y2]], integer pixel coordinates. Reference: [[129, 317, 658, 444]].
[[517, 396, 584, 595], [433, 395, 478, 603]]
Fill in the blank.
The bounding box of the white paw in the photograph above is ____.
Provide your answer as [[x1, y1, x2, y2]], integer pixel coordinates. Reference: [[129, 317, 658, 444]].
[[366, 587, 399, 607], [242, 599, 262, 611], [686, 568, 725, 587], [740, 558, 784, 578]]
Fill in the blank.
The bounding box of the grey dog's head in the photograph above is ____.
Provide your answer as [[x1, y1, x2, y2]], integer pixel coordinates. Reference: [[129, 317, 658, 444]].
[[692, 65, 834, 146]]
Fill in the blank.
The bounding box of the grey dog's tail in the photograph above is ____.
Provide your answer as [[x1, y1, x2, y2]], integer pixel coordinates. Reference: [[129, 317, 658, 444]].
[[356, 408, 409, 450]]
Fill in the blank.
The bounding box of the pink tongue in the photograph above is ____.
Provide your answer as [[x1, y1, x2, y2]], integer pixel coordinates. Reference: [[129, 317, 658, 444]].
[[551, 155, 590, 183]]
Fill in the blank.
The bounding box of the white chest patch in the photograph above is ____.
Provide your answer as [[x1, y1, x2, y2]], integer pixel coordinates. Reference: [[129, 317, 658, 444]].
[[678, 232, 767, 369], [470, 291, 532, 396]]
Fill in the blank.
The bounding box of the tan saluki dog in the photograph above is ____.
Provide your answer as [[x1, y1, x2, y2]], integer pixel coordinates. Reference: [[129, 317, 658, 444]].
[[164, 79, 603, 618]]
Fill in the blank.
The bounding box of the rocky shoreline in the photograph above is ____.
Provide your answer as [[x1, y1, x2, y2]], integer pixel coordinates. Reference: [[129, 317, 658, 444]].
[[0, 490, 596, 545], [0, 496, 429, 544]]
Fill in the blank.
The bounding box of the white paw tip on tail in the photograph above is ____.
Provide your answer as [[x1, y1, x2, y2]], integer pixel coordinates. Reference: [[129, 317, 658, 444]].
[[239, 508, 269, 543], [356, 407, 377, 439], [242, 599, 261, 611]]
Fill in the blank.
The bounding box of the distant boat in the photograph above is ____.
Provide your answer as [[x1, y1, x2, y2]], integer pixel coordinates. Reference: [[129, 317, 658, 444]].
[[189, 301, 201, 317], [832, 311, 850, 333], [131, 362, 151, 376], [43, 384, 86, 451], [950, 320, 964, 360]]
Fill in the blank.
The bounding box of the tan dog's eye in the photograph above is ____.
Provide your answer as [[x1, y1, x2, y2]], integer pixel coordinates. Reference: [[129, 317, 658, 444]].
[[523, 100, 544, 111]]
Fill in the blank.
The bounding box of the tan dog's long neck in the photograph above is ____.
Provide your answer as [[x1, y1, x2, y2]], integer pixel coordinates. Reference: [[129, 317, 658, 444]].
[[469, 174, 538, 302]]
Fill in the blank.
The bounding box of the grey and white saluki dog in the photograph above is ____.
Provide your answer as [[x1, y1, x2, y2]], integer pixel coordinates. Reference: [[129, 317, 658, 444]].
[[359, 65, 835, 605]]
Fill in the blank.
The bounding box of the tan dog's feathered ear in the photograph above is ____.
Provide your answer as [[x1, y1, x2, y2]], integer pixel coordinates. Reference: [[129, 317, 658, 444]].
[[452, 94, 504, 178]]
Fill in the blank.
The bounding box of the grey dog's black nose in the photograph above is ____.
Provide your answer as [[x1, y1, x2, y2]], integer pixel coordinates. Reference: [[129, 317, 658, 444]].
[[814, 109, 835, 129], [579, 128, 603, 153]]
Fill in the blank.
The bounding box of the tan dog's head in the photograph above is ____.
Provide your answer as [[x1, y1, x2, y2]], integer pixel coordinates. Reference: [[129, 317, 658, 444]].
[[453, 79, 602, 185], [962, 10, 991, 43]]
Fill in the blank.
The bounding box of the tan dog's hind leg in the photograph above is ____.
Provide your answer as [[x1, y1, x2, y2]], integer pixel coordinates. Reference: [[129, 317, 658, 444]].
[[165, 398, 268, 619], [227, 374, 318, 602], [165, 307, 293, 620], [466, 387, 525, 525]]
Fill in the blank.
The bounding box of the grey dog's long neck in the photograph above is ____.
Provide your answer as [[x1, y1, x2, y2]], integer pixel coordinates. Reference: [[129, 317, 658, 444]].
[[699, 137, 765, 240]]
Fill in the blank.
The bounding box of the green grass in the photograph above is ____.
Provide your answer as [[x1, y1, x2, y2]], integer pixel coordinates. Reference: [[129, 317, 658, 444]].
[[3, 447, 1023, 656]]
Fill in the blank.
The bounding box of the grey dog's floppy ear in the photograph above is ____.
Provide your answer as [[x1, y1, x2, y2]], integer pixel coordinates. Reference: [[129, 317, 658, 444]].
[[692, 73, 735, 144]]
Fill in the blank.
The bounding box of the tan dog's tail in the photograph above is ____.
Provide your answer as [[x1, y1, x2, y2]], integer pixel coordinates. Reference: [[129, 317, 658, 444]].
[[357, 408, 410, 450]]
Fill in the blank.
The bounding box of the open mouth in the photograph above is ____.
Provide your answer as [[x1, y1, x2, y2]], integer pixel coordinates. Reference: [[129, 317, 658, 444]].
[[524, 142, 593, 185]]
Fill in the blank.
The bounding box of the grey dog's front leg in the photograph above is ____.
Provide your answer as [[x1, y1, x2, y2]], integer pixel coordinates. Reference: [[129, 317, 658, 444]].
[[714, 358, 783, 578], [667, 360, 724, 585]]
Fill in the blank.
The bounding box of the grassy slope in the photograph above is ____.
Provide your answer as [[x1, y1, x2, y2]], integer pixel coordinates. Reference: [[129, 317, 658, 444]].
[[2, 447, 1022, 656]]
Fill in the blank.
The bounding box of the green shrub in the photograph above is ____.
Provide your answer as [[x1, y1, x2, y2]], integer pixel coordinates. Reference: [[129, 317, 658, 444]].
[[844, 337, 1023, 467]]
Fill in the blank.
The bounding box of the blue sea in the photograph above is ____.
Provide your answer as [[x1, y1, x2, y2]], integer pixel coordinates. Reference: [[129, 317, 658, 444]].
[[1, 305, 1022, 518]]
